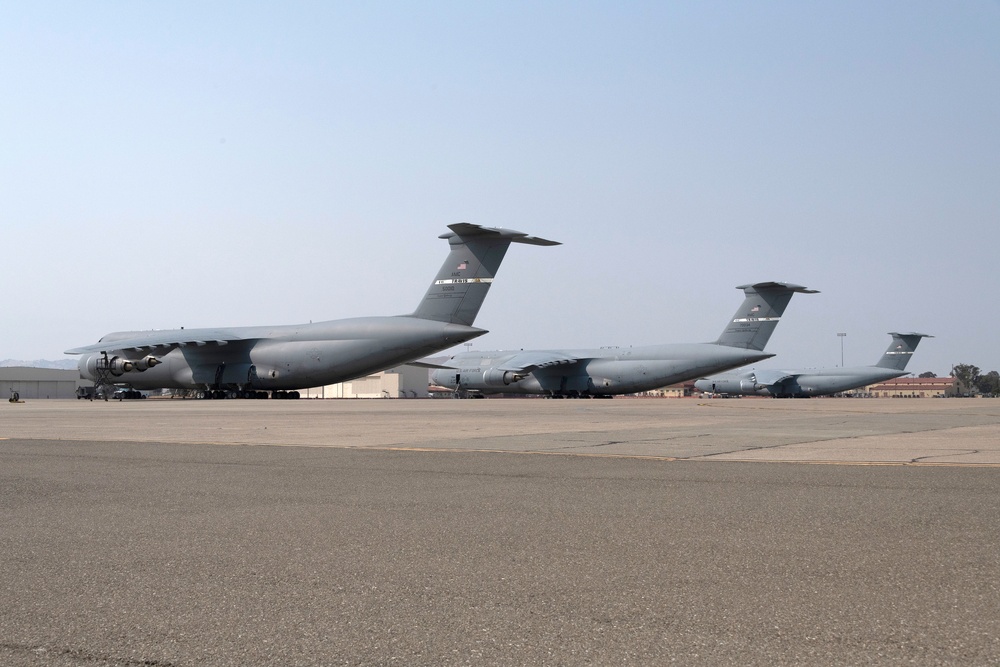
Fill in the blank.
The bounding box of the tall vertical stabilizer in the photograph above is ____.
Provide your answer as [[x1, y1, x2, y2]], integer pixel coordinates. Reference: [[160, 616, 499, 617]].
[[875, 332, 932, 370], [410, 223, 559, 326], [715, 282, 818, 351]]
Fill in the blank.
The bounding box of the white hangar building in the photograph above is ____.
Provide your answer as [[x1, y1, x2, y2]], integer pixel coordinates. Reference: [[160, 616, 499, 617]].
[[296, 365, 430, 399], [1, 367, 91, 400]]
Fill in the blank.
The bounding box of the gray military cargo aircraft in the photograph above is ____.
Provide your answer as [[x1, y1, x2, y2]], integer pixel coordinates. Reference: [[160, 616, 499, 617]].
[[694, 332, 932, 398], [428, 281, 817, 398], [66, 223, 559, 398]]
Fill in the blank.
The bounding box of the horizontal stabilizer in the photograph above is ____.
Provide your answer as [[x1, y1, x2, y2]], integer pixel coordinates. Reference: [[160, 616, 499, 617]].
[[441, 223, 561, 246], [735, 281, 819, 295]]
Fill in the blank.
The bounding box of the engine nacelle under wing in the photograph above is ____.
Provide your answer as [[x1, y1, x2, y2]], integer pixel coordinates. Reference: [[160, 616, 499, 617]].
[[81, 354, 161, 378], [131, 355, 161, 371], [482, 368, 522, 387], [433, 366, 525, 391]]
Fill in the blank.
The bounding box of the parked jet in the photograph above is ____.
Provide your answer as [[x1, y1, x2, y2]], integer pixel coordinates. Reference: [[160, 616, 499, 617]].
[[694, 332, 932, 398], [429, 281, 817, 398], [66, 223, 559, 398]]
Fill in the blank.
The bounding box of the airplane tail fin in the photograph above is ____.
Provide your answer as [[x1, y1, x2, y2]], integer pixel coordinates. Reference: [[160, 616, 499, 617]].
[[875, 332, 932, 370], [409, 223, 560, 326], [715, 281, 819, 350]]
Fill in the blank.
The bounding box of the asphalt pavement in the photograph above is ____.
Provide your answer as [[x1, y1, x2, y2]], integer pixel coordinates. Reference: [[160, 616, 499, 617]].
[[2, 398, 999, 665]]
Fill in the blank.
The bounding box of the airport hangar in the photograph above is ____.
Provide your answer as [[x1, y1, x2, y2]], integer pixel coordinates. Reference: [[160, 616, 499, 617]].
[[1, 367, 92, 399]]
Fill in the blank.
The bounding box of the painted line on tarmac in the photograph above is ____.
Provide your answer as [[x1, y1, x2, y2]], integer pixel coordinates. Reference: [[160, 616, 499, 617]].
[[696, 401, 1000, 419], [360, 445, 1000, 467], [356, 445, 679, 461], [10, 438, 992, 467], [686, 457, 1000, 468]]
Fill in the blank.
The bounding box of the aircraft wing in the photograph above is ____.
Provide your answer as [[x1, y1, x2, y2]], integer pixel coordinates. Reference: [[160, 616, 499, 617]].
[[496, 351, 582, 373], [405, 360, 458, 370], [749, 370, 796, 387], [65, 329, 253, 355]]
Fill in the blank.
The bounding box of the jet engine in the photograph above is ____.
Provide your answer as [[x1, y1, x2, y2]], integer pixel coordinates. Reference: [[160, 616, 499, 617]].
[[81, 354, 161, 378], [482, 368, 523, 387], [739, 379, 760, 393], [131, 355, 161, 371]]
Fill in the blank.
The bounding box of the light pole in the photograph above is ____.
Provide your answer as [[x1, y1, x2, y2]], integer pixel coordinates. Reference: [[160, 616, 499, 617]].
[[837, 332, 847, 367]]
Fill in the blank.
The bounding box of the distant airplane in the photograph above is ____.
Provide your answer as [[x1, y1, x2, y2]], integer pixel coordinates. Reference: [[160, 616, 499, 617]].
[[66, 223, 559, 399], [429, 281, 817, 398], [694, 332, 932, 398]]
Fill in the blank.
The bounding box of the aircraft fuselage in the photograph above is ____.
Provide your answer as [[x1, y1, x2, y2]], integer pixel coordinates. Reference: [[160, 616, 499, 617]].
[[79, 316, 485, 391], [698, 366, 907, 398], [432, 343, 773, 397]]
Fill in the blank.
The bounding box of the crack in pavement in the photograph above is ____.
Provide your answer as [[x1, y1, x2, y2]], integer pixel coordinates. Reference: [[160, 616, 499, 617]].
[[0, 641, 180, 666], [910, 449, 981, 464], [540, 433, 714, 452]]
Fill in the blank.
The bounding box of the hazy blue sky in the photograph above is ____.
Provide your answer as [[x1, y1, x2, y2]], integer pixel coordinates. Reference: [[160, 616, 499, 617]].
[[3, 2, 998, 376]]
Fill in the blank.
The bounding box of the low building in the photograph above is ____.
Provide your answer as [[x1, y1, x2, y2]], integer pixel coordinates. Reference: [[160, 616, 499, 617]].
[[1, 367, 91, 399], [641, 381, 698, 398], [864, 376, 957, 398], [297, 366, 429, 399]]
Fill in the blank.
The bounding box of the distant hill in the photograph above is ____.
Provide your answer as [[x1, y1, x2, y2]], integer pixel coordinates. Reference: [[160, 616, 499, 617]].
[[0, 359, 78, 370]]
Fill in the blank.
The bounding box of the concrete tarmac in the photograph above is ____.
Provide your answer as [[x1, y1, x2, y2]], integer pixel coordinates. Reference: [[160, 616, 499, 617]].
[[2, 398, 999, 665]]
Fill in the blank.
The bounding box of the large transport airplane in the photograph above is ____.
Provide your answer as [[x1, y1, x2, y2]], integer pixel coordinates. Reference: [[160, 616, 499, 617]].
[[429, 281, 817, 398], [66, 223, 559, 399], [694, 332, 932, 398]]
